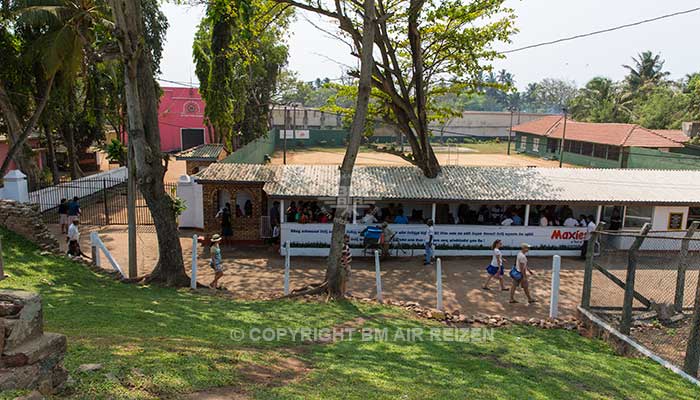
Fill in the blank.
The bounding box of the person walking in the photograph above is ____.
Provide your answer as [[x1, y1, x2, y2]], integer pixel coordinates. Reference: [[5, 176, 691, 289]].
[[509, 243, 536, 304], [380, 222, 394, 260], [581, 215, 597, 259], [209, 234, 224, 289], [220, 203, 233, 244], [483, 239, 508, 291], [424, 219, 435, 265], [340, 234, 352, 295], [58, 199, 69, 234], [67, 196, 81, 225]]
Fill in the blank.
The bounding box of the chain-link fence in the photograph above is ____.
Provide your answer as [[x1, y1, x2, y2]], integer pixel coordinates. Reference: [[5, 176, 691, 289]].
[[582, 222, 700, 376]]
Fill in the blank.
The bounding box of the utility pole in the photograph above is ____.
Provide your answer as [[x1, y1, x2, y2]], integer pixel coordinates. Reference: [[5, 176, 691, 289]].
[[127, 140, 137, 278], [507, 107, 515, 155], [283, 106, 288, 165], [292, 103, 298, 143], [559, 107, 568, 168]]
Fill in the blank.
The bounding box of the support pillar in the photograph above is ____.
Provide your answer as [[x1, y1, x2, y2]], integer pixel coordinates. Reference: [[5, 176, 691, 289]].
[[524, 205, 531, 226], [431, 203, 436, 222]]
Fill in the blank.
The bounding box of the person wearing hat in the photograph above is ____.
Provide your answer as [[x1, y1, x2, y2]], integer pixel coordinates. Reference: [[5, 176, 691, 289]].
[[509, 243, 536, 304], [423, 219, 435, 265], [209, 234, 224, 289], [380, 222, 394, 260]]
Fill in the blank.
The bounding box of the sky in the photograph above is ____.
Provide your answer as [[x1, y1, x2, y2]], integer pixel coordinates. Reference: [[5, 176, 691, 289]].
[[159, 0, 700, 90]]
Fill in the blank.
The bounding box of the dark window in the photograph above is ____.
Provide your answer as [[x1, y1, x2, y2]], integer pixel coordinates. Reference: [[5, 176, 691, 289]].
[[181, 128, 205, 150], [688, 207, 700, 228], [607, 146, 620, 161], [571, 141, 582, 154], [594, 144, 607, 159], [581, 142, 594, 156], [548, 139, 559, 153]]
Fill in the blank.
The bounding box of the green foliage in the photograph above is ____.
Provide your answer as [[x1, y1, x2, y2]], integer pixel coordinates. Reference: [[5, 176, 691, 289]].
[[104, 138, 126, 165]]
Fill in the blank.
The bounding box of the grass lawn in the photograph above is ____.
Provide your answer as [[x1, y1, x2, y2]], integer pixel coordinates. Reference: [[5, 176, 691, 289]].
[[1, 228, 698, 399]]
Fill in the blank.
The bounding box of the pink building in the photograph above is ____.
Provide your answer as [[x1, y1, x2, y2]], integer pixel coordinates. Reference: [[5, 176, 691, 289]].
[[158, 87, 209, 152], [0, 135, 44, 173]]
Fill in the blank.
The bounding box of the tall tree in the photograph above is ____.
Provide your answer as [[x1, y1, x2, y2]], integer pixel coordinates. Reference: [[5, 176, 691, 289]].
[[108, 0, 188, 286], [623, 51, 669, 92], [276, 0, 515, 178], [570, 77, 631, 123]]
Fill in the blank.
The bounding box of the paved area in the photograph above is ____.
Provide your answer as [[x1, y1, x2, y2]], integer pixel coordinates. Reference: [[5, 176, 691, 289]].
[[53, 224, 586, 319], [271, 148, 571, 168]]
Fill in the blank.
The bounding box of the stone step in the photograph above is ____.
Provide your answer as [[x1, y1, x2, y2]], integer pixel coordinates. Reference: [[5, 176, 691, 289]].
[[0, 291, 44, 351], [1, 333, 67, 368]]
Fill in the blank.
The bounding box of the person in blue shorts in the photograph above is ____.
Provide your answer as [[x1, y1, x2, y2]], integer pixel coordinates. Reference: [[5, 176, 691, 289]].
[[483, 239, 508, 291], [209, 234, 224, 289]]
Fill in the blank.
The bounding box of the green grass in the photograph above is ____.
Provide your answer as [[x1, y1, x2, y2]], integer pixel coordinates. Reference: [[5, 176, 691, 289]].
[[1, 228, 699, 399]]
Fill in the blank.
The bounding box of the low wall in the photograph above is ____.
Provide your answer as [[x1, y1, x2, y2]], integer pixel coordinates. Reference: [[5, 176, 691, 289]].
[[0, 200, 59, 252]]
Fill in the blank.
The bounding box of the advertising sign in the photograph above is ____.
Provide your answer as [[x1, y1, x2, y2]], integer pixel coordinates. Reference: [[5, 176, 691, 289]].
[[279, 130, 310, 139]]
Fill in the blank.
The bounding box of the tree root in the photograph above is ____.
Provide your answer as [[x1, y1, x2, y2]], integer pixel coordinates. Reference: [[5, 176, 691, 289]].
[[281, 281, 329, 299]]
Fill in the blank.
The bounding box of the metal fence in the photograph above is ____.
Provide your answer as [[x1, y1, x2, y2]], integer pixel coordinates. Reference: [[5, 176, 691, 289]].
[[582, 222, 700, 376], [35, 177, 177, 226]]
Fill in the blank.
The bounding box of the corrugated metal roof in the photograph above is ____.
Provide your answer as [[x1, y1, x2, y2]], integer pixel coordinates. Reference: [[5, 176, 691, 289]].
[[175, 144, 225, 160], [513, 117, 685, 148], [194, 164, 700, 205]]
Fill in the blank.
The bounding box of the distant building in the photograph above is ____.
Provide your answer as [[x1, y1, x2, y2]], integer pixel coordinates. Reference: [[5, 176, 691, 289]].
[[158, 87, 210, 153], [0, 134, 44, 174], [513, 116, 700, 169]]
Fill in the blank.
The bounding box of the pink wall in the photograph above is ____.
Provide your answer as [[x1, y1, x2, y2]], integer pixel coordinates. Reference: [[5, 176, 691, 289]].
[[158, 87, 209, 152], [0, 139, 44, 174]]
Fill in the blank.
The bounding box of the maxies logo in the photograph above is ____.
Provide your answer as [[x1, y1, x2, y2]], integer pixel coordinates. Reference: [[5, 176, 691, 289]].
[[550, 230, 586, 240]]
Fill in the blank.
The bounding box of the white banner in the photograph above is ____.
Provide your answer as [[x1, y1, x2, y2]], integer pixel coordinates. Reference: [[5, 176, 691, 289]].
[[280, 223, 586, 256], [279, 130, 310, 139]]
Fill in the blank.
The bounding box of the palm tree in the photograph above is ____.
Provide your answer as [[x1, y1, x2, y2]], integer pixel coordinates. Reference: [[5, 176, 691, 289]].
[[623, 51, 670, 91], [570, 77, 633, 123]]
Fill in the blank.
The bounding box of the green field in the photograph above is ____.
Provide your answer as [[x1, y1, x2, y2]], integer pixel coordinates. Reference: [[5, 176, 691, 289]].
[[1, 228, 698, 399]]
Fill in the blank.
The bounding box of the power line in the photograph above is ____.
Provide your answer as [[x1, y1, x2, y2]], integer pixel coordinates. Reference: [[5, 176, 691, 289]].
[[500, 7, 700, 55]]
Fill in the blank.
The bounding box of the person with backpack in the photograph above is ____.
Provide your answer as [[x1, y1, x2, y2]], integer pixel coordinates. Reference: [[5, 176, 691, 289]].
[[483, 239, 508, 291], [209, 234, 224, 289], [509, 243, 536, 304]]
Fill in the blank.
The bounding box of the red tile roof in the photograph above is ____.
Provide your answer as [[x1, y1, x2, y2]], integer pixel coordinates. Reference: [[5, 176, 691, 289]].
[[652, 129, 690, 144], [512, 117, 685, 148]]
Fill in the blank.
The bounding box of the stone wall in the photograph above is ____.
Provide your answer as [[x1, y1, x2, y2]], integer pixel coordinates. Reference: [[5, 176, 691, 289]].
[[0, 290, 68, 394], [202, 182, 265, 241], [0, 200, 59, 252]]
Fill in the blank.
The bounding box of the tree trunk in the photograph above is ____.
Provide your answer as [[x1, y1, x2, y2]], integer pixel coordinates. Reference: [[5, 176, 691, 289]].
[[110, 0, 188, 286], [62, 120, 82, 180], [43, 124, 60, 185], [325, 0, 376, 298]]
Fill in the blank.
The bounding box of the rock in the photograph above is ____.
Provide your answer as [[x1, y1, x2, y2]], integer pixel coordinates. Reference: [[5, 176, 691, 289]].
[[0, 300, 23, 317], [77, 363, 103, 373], [2, 333, 67, 366], [0, 291, 43, 351], [652, 302, 676, 323]]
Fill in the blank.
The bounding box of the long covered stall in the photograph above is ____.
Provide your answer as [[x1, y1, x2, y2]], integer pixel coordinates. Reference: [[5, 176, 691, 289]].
[[194, 164, 700, 256]]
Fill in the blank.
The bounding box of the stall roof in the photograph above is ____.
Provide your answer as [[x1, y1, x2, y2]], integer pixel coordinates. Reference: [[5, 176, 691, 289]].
[[195, 163, 700, 205], [175, 144, 225, 161]]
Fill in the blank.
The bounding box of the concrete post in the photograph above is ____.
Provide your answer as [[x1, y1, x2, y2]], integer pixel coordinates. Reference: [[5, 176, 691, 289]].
[[436, 258, 443, 311], [191, 234, 198, 289], [524, 205, 530, 226], [2, 170, 28, 203], [352, 200, 357, 224], [90, 232, 101, 267], [431, 203, 437, 222], [596, 205, 603, 225], [284, 241, 291, 295], [279, 199, 285, 224], [550, 255, 561, 318], [374, 250, 382, 303], [621, 223, 651, 334]]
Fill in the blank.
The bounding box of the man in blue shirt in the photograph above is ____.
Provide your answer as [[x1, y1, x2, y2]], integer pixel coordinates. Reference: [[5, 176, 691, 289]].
[[67, 197, 81, 224]]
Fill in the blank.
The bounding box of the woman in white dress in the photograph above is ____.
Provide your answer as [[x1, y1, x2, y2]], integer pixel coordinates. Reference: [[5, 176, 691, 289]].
[[482, 240, 508, 291]]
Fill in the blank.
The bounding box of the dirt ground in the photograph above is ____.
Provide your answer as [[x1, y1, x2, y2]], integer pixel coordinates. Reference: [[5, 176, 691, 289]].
[[53, 224, 586, 320], [270, 148, 570, 168]]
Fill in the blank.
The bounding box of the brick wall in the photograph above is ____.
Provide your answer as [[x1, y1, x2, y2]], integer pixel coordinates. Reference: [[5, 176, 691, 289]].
[[0, 200, 59, 252], [186, 160, 215, 175], [201, 183, 266, 241]]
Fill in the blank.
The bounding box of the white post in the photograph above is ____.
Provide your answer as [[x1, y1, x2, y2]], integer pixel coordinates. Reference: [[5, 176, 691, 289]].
[[596, 205, 603, 225], [550, 255, 561, 319], [284, 241, 291, 295], [352, 199, 357, 224], [374, 250, 382, 303], [90, 232, 101, 267], [2, 170, 28, 203], [524, 205, 531, 226], [436, 258, 443, 311], [190, 234, 198, 289], [279, 199, 285, 224], [431, 203, 437, 222]]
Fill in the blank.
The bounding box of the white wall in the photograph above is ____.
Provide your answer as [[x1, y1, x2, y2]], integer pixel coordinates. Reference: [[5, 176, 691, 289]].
[[177, 175, 204, 229], [652, 206, 689, 231]]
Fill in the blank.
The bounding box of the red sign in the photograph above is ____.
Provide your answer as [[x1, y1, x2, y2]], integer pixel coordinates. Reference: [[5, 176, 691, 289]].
[[550, 230, 585, 240]]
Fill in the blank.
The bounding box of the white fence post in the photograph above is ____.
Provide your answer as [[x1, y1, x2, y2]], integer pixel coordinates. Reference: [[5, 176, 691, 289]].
[[90, 232, 124, 278], [550, 255, 561, 319], [284, 241, 291, 295], [90, 232, 101, 267], [374, 250, 382, 303], [190, 234, 198, 289], [436, 258, 443, 311]]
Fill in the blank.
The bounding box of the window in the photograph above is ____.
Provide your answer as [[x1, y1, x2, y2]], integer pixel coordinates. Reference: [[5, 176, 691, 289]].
[[607, 146, 620, 161], [688, 207, 700, 228], [548, 139, 559, 153], [581, 142, 594, 156], [623, 206, 653, 229], [593, 144, 607, 159], [518, 136, 527, 151], [571, 141, 582, 154], [532, 137, 540, 151]]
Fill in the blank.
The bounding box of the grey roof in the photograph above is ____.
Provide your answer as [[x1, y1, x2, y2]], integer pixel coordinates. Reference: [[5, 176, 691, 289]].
[[175, 144, 225, 160], [195, 164, 700, 205]]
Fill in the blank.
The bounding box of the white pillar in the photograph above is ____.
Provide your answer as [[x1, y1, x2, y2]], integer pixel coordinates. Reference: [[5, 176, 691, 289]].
[[524, 205, 531, 226], [596, 205, 603, 225], [284, 241, 291, 295], [2, 170, 28, 203], [190, 234, 198, 289], [279, 199, 285, 224], [550, 255, 561, 318], [431, 203, 437, 222], [374, 250, 383, 303], [90, 232, 101, 267], [436, 258, 443, 311], [352, 199, 357, 224]]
